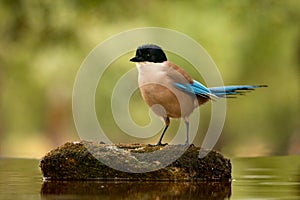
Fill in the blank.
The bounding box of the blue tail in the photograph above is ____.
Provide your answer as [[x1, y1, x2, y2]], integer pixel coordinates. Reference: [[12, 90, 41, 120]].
[[174, 80, 267, 99], [209, 85, 267, 98]]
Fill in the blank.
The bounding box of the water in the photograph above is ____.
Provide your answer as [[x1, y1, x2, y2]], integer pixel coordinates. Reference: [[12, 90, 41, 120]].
[[232, 156, 300, 199], [0, 156, 299, 199]]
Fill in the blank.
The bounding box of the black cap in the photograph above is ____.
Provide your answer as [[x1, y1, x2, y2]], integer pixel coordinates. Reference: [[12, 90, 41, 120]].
[[130, 44, 167, 63]]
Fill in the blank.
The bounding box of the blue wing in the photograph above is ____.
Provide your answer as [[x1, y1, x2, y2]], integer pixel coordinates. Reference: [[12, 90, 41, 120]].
[[174, 80, 215, 99]]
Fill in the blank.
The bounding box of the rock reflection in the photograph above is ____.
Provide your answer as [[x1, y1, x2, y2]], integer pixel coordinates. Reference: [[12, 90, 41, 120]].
[[41, 180, 231, 199]]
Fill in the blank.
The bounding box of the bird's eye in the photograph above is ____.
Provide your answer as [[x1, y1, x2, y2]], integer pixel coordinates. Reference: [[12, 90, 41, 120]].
[[146, 53, 150, 58]]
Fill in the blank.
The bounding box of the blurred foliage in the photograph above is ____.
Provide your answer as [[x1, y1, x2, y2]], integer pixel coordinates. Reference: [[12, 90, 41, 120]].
[[0, 0, 299, 157]]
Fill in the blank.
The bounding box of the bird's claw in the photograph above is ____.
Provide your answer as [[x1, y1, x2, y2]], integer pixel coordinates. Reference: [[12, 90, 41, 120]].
[[157, 142, 168, 146], [184, 141, 190, 146], [148, 142, 168, 147]]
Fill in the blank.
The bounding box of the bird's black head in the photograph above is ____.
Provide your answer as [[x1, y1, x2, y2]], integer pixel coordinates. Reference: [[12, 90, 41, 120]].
[[130, 44, 167, 63]]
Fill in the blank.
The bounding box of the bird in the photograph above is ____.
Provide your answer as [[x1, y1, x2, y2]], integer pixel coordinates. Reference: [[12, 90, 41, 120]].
[[130, 44, 266, 146]]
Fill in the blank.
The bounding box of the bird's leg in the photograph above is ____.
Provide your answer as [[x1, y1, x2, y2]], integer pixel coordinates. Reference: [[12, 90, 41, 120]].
[[184, 117, 189, 146], [156, 117, 170, 146]]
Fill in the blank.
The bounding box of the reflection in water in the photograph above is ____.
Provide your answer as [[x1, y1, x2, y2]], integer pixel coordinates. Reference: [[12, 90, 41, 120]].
[[41, 180, 231, 199], [2, 156, 300, 199]]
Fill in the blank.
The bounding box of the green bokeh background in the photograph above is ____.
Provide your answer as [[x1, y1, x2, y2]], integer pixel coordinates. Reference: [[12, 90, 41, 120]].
[[0, 0, 299, 158]]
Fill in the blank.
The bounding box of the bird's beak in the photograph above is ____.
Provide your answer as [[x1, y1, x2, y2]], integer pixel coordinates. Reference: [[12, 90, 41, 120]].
[[129, 56, 141, 62]]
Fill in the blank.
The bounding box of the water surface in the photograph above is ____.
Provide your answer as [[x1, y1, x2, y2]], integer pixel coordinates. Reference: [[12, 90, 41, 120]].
[[0, 156, 299, 199]]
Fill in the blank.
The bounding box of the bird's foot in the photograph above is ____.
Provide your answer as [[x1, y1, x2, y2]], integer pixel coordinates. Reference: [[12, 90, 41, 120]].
[[157, 142, 168, 146], [183, 141, 190, 147], [148, 142, 168, 147]]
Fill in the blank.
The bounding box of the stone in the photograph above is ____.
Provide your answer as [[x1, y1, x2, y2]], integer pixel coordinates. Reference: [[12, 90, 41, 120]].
[[40, 141, 231, 181]]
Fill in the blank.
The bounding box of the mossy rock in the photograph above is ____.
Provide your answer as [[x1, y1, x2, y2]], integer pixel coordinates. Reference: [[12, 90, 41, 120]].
[[40, 141, 231, 181]]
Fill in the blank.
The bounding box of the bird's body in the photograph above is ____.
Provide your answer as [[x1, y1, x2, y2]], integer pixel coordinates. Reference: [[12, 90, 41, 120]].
[[130, 44, 266, 146], [136, 61, 199, 119]]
